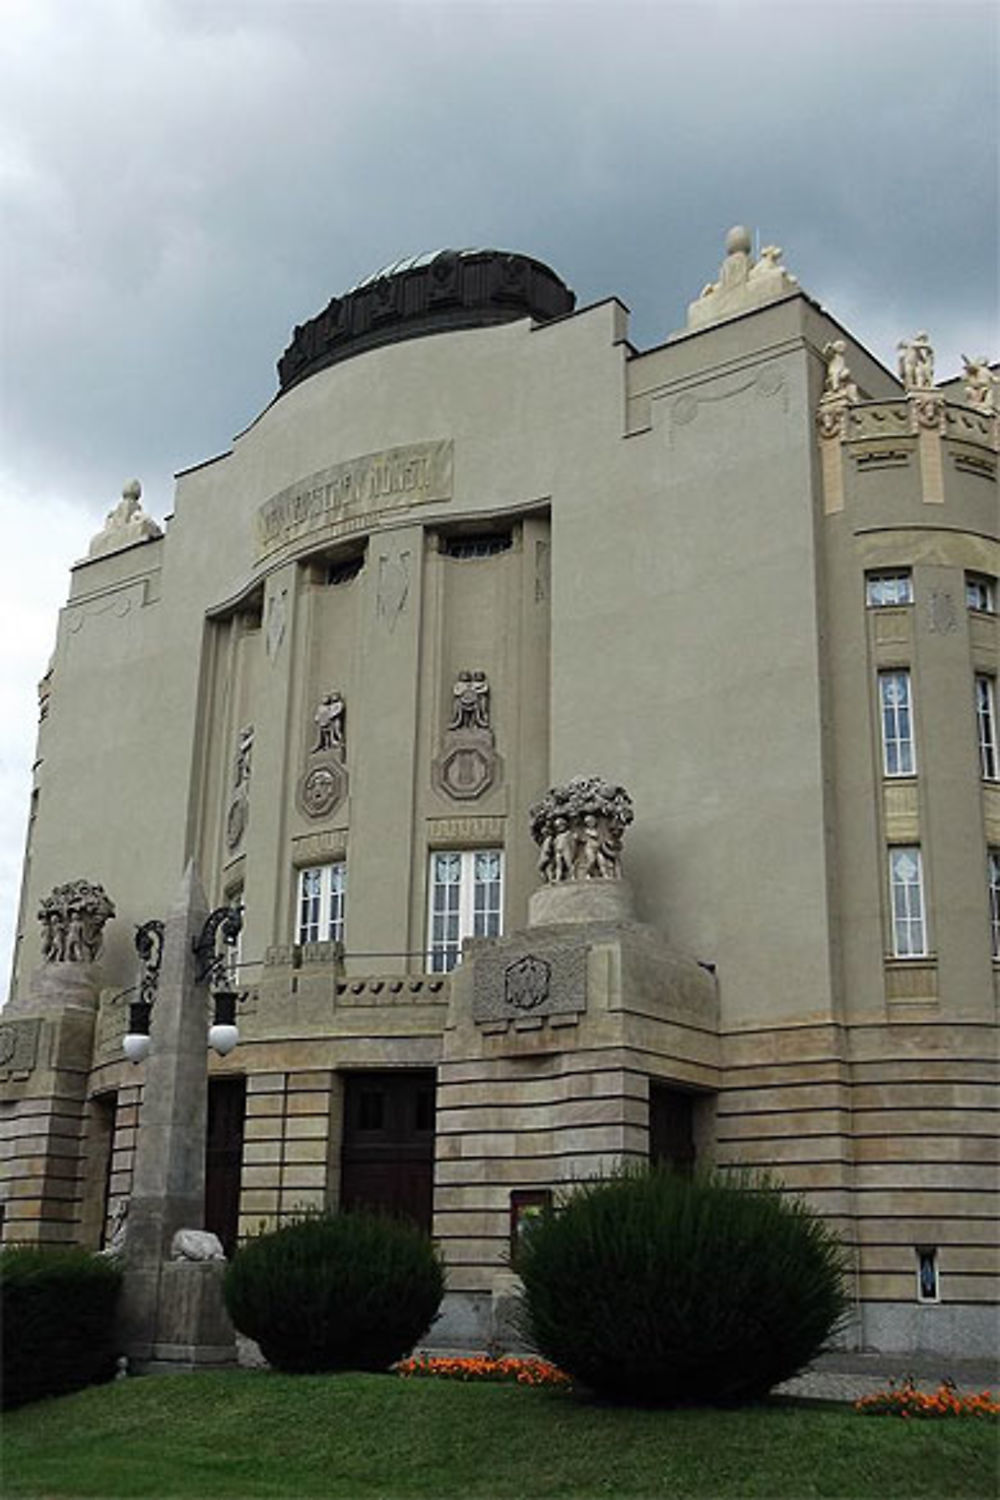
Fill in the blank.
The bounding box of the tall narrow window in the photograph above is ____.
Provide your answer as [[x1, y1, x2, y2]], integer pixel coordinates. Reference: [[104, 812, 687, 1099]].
[[866, 570, 912, 607], [879, 671, 916, 777], [428, 849, 503, 973], [988, 849, 1000, 960], [296, 862, 346, 945], [889, 847, 927, 958], [975, 676, 998, 780]]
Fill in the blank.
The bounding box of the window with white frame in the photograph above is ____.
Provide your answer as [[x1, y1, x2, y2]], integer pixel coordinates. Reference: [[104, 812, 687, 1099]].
[[975, 676, 998, 780], [889, 847, 927, 958], [296, 862, 346, 945], [966, 573, 997, 614], [427, 849, 503, 973], [879, 671, 916, 777], [989, 849, 1000, 960], [866, 570, 913, 607]]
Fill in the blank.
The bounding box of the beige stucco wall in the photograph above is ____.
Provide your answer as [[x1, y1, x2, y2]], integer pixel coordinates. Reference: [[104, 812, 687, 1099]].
[[3, 277, 996, 1356]]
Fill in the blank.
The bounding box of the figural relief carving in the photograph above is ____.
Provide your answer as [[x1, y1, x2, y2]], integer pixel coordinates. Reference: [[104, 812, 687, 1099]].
[[298, 691, 348, 819], [531, 776, 634, 884], [226, 724, 253, 850], [432, 670, 501, 802]]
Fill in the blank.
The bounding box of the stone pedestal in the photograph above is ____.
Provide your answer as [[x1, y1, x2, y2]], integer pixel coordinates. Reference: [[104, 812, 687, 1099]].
[[528, 878, 634, 927], [0, 966, 101, 1246], [429, 881, 720, 1352]]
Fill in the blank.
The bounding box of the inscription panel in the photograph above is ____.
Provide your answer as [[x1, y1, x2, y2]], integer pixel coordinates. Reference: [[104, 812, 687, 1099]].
[[256, 440, 453, 561]]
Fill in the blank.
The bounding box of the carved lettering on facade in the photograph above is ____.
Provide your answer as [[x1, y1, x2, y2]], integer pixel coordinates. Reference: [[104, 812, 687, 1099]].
[[255, 441, 453, 561], [426, 816, 505, 843], [291, 828, 348, 861]]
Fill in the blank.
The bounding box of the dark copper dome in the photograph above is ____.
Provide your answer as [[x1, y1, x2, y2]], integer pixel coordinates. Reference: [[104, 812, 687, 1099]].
[[277, 249, 575, 394]]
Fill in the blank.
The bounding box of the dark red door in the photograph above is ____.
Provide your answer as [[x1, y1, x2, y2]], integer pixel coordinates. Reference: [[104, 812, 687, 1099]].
[[340, 1071, 435, 1232], [205, 1076, 246, 1255]]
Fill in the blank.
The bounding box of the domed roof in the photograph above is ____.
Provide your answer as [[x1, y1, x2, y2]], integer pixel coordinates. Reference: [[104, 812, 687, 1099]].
[[277, 248, 575, 394]]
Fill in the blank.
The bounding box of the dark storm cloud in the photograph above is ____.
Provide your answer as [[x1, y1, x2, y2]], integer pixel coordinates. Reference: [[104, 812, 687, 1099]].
[[2, 0, 996, 521]]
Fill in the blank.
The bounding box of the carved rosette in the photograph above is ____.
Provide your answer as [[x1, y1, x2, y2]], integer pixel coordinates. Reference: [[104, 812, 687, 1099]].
[[38, 880, 116, 963], [432, 670, 501, 802], [298, 760, 348, 819], [530, 776, 634, 884]]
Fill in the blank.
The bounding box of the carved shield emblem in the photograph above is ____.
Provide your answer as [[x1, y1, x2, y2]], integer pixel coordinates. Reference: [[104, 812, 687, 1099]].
[[505, 954, 551, 1012]]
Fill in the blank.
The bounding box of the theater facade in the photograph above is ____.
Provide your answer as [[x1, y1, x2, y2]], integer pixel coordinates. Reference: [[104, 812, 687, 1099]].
[[2, 232, 997, 1359]]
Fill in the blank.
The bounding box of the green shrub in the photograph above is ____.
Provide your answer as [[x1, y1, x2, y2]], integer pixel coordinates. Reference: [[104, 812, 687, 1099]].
[[1, 1244, 123, 1408], [516, 1167, 848, 1406], [223, 1210, 444, 1373]]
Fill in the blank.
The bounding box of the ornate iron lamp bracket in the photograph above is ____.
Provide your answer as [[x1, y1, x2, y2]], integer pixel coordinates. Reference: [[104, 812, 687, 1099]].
[[134, 919, 165, 1007], [192, 905, 244, 989]]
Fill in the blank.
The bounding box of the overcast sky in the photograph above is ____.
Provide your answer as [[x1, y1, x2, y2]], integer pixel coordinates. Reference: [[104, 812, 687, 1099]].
[[1, 0, 997, 992]]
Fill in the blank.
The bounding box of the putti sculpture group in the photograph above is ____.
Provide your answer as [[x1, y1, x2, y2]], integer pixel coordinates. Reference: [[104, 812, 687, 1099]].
[[531, 776, 634, 884], [38, 879, 116, 964]]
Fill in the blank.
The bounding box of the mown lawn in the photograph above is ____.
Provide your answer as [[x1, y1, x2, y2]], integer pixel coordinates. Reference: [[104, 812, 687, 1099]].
[[2, 1369, 996, 1499]]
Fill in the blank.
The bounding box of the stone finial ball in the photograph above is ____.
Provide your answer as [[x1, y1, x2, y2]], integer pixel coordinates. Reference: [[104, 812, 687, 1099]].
[[725, 225, 752, 256], [122, 478, 142, 500]]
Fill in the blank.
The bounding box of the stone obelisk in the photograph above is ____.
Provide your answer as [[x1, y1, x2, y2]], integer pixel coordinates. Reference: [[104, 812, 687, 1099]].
[[117, 862, 236, 1371]]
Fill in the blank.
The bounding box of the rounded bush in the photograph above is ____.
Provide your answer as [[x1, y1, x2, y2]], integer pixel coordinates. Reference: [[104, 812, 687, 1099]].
[[516, 1168, 848, 1405], [1, 1245, 123, 1408], [223, 1210, 444, 1372]]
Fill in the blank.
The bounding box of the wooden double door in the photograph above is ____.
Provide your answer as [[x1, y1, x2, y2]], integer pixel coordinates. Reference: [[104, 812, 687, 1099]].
[[340, 1071, 436, 1233], [205, 1077, 246, 1256]]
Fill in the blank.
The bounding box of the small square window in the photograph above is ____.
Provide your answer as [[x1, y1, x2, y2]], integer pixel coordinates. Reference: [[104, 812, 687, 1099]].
[[966, 573, 997, 614], [866, 571, 913, 607]]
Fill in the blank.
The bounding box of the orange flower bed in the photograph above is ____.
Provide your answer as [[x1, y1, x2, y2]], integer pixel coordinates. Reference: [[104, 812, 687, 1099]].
[[855, 1377, 999, 1420], [397, 1355, 571, 1388]]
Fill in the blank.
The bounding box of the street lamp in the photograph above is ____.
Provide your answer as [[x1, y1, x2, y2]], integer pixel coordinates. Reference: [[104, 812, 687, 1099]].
[[122, 907, 245, 1062]]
